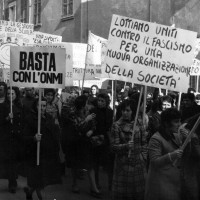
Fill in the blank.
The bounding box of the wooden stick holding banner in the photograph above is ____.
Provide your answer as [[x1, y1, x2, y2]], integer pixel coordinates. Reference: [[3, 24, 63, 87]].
[[81, 63, 87, 94], [10, 85, 13, 124], [112, 79, 116, 122], [128, 87, 143, 158], [37, 88, 42, 166], [123, 82, 126, 90], [197, 76, 199, 92], [173, 115, 200, 166], [78, 80, 81, 96], [181, 115, 200, 150], [81, 31, 90, 94], [143, 86, 147, 125], [177, 92, 182, 110], [9, 46, 67, 165]]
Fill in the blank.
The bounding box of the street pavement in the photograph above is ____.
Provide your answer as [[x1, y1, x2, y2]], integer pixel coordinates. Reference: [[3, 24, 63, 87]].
[[0, 168, 111, 200]]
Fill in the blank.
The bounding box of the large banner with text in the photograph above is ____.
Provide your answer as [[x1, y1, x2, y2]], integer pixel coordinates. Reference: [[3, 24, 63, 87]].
[[0, 20, 34, 68], [10, 46, 66, 88], [104, 14, 197, 92]]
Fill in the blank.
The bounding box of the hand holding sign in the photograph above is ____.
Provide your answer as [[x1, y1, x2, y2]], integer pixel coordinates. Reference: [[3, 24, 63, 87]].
[[34, 133, 42, 142]]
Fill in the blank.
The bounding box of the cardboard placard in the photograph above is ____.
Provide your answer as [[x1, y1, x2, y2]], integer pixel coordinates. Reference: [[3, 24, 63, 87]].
[[104, 14, 197, 92], [10, 46, 66, 89]]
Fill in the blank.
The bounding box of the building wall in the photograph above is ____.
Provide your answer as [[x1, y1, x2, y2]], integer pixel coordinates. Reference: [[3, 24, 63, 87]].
[[34, 0, 81, 43], [1, 0, 200, 41], [173, 0, 200, 34]]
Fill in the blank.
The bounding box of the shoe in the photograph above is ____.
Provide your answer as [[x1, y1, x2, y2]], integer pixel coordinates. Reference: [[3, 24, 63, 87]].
[[90, 190, 102, 199], [23, 187, 33, 200], [8, 187, 16, 194], [72, 185, 80, 194]]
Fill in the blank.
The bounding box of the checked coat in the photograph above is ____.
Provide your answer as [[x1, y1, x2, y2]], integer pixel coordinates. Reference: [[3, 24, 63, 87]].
[[110, 117, 147, 200]]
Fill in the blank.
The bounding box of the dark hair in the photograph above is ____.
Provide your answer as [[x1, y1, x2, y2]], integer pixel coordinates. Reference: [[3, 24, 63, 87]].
[[120, 99, 137, 119], [44, 88, 56, 96], [6, 86, 22, 108], [74, 95, 87, 111], [129, 92, 143, 106], [87, 96, 98, 107], [160, 108, 181, 126], [196, 94, 200, 100], [182, 93, 195, 102], [187, 87, 196, 93], [91, 85, 99, 94], [159, 95, 173, 110], [0, 82, 7, 96], [32, 97, 47, 113], [128, 88, 138, 98], [83, 89, 89, 95], [97, 93, 110, 107]]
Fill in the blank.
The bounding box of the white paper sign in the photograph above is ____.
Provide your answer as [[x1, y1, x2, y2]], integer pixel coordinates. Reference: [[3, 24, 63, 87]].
[[33, 43, 73, 86], [10, 46, 66, 89], [29, 31, 62, 44], [0, 20, 34, 68], [104, 14, 197, 92]]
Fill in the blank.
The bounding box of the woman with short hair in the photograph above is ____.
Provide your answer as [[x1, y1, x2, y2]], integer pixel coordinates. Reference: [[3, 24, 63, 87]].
[[111, 99, 147, 200], [145, 108, 183, 200], [148, 95, 173, 142]]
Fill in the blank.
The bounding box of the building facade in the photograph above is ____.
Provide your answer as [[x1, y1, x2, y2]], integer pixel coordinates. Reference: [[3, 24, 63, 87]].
[[0, 0, 200, 90]]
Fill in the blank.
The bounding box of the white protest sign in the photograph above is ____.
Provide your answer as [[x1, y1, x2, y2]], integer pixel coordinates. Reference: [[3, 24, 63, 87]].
[[189, 39, 200, 76], [34, 41, 109, 81], [86, 32, 102, 65], [73, 78, 109, 89], [190, 58, 200, 75], [34, 42, 97, 81], [2, 68, 10, 82], [0, 20, 34, 68], [33, 43, 73, 86], [194, 39, 200, 58], [29, 31, 62, 44], [104, 14, 197, 92], [10, 46, 66, 88], [0, 20, 34, 35], [68, 42, 108, 80], [73, 43, 87, 68]]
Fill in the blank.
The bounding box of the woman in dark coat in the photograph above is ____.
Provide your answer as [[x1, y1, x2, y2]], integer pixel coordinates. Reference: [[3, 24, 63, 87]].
[[145, 108, 183, 200], [61, 95, 100, 197], [179, 113, 200, 200], [92, 93, 113, 190], [2, 86, 23, 193], [22, 98, 61, 200]]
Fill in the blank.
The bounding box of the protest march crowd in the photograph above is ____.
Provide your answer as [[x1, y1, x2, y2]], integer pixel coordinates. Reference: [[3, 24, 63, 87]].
[[0, 81, 200, 200]]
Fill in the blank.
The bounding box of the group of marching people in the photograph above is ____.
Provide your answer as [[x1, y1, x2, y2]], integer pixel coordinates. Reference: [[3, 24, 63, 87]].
[[0, 82, 62, 200], [0, 81, 200, 200]]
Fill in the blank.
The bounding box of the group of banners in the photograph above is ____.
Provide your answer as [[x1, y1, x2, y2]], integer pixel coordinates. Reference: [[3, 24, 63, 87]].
[[0, 15, 199, 93]]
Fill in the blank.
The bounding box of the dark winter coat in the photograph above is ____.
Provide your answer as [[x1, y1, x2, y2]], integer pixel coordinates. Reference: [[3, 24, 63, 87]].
[[145, 132, 182, 200], [22, 111, 61, 188], [0, 101, 23, 178]]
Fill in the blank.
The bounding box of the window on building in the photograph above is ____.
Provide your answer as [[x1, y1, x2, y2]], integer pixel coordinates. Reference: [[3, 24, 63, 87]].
[[34, 0, 41, 25], [21, 0, 28, 23], [62, 0, 73, 19], [6, 1, 16, 22]]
